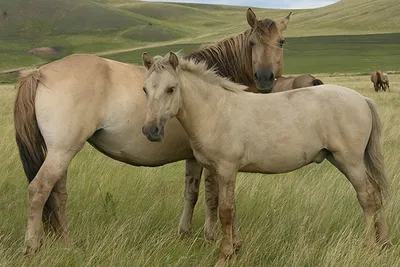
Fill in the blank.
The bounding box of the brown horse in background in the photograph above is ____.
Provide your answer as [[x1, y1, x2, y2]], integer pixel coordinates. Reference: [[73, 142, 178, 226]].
[[14, 8, 293, 255], [371, 70, 389, 92], [272, 74, 323, 92]]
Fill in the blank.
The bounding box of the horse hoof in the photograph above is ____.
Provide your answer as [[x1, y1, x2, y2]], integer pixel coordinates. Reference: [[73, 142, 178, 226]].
[[204, 229, 218, 242], [233, 240, 243, 251], [215, 251, 236, 267], [178, 227, 191, 238], [380, 240, 392, 250], [23, 245, 40, 257]]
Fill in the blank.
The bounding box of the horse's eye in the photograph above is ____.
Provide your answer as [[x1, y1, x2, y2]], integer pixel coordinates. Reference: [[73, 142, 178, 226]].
[[143, 87, 147, 94], [166, 87, 175, 93], [249, 40, 255, 47], [279, 39, 285, 47]]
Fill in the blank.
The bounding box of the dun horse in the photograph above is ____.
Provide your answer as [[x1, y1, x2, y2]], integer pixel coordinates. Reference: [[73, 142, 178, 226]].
[[371, 70, 389, 92], [14, 9, 294, 254], [383, 72, 390, 91], [272, 74, 323, 92], [142, 52, 389, 265]]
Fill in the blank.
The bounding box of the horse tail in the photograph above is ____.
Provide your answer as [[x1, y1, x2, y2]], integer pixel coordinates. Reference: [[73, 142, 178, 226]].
[[14, 68, 49, 218], [312, 78, 324, 86], [364, 98, 387, 197]]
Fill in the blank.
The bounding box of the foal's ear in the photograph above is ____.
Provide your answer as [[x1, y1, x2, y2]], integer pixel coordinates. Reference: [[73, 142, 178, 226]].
[[142, 52, 154, 70], [246, 8, 258, 28], [279, 12, 292, 31], [168, 52, 179, 70]]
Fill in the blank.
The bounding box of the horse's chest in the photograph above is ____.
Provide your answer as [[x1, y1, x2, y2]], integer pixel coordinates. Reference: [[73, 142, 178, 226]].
[[192, 149, 217, 172]]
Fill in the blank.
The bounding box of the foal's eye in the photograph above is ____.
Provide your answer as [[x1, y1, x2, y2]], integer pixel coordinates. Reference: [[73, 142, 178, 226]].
[[249, 40, 255, 47], [279, 39, 285, 47], [166, 87, 175, 93], [143, 87, 147, 95]]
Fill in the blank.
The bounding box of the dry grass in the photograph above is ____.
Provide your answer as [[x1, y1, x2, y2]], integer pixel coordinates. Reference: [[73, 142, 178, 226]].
[[1, 74, 400, 266]]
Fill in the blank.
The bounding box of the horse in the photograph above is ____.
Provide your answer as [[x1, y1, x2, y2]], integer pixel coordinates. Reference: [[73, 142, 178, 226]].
[[14, 8, 293, 255], [370, 70, 388, 92], [272, 74, 323, 92], [383, 72, 390, 92], [141, 52, 389, 265]]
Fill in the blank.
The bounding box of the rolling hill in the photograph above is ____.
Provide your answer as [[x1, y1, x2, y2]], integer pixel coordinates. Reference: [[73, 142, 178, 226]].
[[0, 0, 399, 75]]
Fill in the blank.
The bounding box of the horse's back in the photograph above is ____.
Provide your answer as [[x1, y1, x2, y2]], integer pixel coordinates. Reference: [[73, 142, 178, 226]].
[[292, 74, 316, 89]]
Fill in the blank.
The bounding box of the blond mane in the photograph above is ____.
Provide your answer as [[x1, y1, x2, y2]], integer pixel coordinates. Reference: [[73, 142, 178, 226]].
[[149, 54, 248, 93]]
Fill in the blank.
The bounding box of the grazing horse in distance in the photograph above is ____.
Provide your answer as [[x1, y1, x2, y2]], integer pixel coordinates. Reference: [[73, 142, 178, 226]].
[[272, 74, 324, 92], [371, 70, 388, 92], [14, 8, 292, 255], [142, 52, 389, 265], [383, 72, 390, 92]]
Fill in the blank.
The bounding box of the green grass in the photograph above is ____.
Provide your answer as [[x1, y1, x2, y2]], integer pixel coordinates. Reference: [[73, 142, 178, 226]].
[[1, 75, 400, 266], [283, 33, 400, 74], [2, 0, 400, 74], [102, 33, 400, 74], [103, 43, 202, 64]]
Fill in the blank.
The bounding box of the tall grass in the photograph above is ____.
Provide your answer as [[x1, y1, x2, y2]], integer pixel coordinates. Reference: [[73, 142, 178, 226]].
[[0, 74, 400, 266]]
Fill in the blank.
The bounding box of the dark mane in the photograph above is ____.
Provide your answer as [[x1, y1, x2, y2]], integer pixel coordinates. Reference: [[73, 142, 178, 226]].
[[185, 29, 253, 86]]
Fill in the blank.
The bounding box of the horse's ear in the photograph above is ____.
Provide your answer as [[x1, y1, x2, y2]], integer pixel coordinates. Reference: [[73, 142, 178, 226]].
[[279, 12, 292, 31], [246, 8, 258, 28], [168, 52, 179, 70], [142, 52, 154, 70]]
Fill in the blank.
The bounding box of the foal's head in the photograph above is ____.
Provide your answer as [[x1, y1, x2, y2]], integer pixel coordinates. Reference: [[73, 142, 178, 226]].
[[141, 52, 181, 142], [246, 9, 292, 93]]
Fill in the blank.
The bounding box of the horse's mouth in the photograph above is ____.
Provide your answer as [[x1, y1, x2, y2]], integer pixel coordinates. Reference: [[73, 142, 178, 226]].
[[256, 78, 276, 94]]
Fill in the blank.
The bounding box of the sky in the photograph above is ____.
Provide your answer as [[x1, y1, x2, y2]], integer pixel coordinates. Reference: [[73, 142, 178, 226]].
[[143, 0, 340, 9]]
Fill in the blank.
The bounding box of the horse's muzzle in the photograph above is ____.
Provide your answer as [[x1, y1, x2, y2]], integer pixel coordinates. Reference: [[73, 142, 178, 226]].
[[256, 78, 276, 94], [142, 123, 164, 142], [254, 69, 276, 94]]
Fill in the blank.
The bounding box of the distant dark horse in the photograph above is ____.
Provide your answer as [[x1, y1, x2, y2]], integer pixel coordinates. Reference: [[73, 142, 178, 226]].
[[371, 70, 389, 92]]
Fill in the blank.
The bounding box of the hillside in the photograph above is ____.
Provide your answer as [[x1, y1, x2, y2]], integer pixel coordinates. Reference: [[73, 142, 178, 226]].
[[0, 0, 399, 73]]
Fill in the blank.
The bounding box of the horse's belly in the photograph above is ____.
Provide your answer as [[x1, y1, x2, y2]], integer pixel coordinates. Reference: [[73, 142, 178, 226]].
[[240, 147, 327, 174], [88, 118, 193, 167]]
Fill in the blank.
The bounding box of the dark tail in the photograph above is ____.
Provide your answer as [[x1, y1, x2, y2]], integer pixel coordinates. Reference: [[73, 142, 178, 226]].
[[312, 78, 324, 86], [14, 69, 49, 222]]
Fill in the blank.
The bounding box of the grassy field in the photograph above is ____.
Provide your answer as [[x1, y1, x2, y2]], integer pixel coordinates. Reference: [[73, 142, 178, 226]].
[[1, 0, 400, 265], [1, 75, 400, 266]]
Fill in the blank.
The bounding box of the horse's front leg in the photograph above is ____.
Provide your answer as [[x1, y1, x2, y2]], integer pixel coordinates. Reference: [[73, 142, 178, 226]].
[[215, 168, 238, 266], [204, 169, 219, 241], [204, 170, 242, 250], [178, 158, 203, 236]]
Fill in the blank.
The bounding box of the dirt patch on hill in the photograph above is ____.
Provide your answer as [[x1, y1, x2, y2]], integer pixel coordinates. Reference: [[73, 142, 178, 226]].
[[27, 46, 64, 55]]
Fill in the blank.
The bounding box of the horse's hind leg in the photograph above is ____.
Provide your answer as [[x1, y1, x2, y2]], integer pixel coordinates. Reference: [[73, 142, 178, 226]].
[[24, 148, 81, 255], [43, 173, 70, 242], [327, 154, 388, 246], [178, 158, 203, 236]]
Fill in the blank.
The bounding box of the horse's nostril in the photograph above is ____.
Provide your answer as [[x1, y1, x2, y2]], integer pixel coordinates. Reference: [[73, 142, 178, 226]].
[[268, 72, 274, 81], [152, 126, 159, 135]]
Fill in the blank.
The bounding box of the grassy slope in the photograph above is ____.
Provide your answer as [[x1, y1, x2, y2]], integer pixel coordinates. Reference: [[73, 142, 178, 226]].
[[2, 0, 400, 73], [103, 32, 400, 75], [1, 75, 400, 266]]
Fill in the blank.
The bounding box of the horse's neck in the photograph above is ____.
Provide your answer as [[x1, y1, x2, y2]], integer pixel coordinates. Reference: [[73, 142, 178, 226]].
[[176, 74, 233, 146], [186, 36, 254, 87]]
